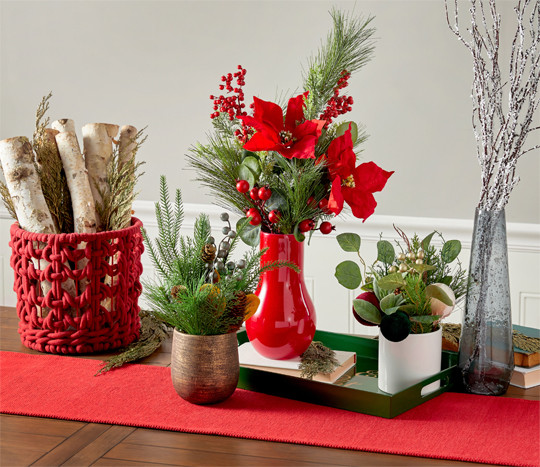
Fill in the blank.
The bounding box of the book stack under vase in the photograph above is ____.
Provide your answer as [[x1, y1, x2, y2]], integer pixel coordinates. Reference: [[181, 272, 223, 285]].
[[238, 342, 357, 384], [510, 325, 540, 389]]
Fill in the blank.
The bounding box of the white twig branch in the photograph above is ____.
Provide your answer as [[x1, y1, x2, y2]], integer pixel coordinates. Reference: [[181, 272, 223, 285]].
[[445, 0, 540, 211]]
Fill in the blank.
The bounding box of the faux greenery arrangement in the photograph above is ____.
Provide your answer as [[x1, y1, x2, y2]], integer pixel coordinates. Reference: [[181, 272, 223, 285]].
[[188, 9, 393, 246], [335, 228, 467, 342], [143, 176, 298, 335]]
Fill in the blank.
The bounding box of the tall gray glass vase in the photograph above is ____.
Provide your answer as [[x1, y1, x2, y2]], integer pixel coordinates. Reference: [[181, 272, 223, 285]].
[[458, 208, 514, 395]]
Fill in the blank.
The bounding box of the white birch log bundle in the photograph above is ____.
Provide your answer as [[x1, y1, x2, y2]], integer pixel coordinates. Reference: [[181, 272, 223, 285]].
[[51, 118, 76, 134], [0, 136, 76, 315], [82, 123, 119, 230], [118, 125, 137, 229]]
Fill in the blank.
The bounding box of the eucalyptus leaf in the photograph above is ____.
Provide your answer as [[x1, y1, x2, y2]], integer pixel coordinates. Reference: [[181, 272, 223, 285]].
[[440, 276, 453, 286], [334, 261, 362, 290], [353, 299, 381, 324], [265, 190, 287, 211], [372, 278, 383, 300], [380, 293, 404, 311], [425, 284, 453, 306], [411, 263, 436, 274], [382, 306, 401, 315], [421, 231, 436, 250], [361, 282, 374, 292], [238, 165, 255, 188], [241, 156, 261, 177], [293, 223, 306, 243], [441, 240, 461, 263], [377, 272, 406, 291], [377, 240, 395, 264], [236, 218, 260, 247], [241, 150, 258, 161], [336, 232, 361, 252], [335, 121, 358, 143]]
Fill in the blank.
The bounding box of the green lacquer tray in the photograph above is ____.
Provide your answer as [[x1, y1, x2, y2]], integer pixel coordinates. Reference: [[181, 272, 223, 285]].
[[236, 329, 459, 419]]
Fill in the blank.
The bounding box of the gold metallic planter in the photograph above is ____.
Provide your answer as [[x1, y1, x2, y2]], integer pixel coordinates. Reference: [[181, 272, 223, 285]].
[[171, 329, 239, 404]]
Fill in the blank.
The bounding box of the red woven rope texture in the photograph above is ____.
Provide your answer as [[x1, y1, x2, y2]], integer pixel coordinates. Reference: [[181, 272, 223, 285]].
[[9, 218, 144, 354]]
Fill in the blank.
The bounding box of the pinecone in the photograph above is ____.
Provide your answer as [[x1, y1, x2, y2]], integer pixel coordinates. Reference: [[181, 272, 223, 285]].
[[228, 291, 247, 331], [201, 243, 217, 263], [171, 284, 187, 300]]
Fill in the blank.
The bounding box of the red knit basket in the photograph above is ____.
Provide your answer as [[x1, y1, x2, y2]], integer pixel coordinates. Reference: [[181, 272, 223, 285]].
[[9, 217, 144, 354]]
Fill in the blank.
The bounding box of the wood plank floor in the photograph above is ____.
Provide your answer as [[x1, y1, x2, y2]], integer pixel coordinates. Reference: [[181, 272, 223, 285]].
[[1, 306, 538, 466]]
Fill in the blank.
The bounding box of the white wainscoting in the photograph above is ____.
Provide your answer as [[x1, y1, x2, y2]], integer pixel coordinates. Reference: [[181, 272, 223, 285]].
[[1, 202, 539, 335]]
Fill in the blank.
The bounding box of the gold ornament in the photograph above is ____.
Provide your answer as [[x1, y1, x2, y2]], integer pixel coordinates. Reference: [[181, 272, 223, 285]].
[[389, 266, 398, 273], [399, 263, 408, 273], [417, 250, 425, 260], [397, 253, 406, 261], [416, 258, 424, 265], [407, 252, 416, 261]]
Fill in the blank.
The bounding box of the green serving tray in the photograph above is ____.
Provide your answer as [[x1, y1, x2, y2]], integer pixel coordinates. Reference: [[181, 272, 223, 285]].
[[237, 329, 459, 419]]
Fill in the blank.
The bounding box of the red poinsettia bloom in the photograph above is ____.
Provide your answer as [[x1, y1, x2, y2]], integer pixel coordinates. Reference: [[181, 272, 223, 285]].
[[238, 93, 325, 159], [326, 129, 394, 221]]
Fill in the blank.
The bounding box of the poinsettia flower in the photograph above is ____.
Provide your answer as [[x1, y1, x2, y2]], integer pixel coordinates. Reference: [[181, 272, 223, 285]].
[[238, 93, 325, 159], [326, 129, 394, 221]]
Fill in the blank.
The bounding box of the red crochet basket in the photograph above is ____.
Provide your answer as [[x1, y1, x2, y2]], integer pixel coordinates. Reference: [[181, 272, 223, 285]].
[[9, 217, 144, 354]]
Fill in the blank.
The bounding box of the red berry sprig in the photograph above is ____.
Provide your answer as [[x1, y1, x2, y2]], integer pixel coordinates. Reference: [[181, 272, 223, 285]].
[[236, 181, 278, 232], [319, 70, 353, 128], [210, 66, 252, 143]]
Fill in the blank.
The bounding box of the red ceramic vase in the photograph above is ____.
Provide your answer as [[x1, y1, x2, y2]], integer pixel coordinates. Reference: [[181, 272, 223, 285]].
[[246, 231, 316, 360]]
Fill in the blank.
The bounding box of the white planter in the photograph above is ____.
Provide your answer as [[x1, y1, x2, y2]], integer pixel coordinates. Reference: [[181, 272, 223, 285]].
[[378, 327, 442, 395]]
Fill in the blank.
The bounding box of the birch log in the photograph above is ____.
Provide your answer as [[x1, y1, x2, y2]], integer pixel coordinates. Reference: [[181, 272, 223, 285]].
[[118, 125, 137, 229], [0, 136, 76, 315], [55, 131, 97, 294], [55, 132, 97, 234], [82, 123, 119, 230], [51, 118, 76, 134]]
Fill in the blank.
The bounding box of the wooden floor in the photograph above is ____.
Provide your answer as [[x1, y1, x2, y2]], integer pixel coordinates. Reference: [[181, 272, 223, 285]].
[[1, 307, 538, 467]]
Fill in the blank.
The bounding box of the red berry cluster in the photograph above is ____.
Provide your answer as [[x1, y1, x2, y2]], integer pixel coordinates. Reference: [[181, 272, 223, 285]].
[[236, 180, 278, 231], [319, 70, 353, 127], [210, 66, 252, 142]]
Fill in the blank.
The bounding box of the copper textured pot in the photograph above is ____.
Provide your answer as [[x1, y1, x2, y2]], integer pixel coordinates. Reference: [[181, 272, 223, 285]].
[[171, 329, 239, 404]]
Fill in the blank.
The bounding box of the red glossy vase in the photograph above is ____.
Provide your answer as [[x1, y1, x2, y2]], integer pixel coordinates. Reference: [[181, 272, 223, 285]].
[[246, 231, 316, 360]]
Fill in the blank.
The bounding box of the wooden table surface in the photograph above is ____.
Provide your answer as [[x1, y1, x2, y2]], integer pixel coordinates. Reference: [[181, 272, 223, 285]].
[[1, 306, 538, 467]]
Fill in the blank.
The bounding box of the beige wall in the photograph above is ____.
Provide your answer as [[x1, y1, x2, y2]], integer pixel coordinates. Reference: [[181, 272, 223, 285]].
[[1, 0, 538, 223]]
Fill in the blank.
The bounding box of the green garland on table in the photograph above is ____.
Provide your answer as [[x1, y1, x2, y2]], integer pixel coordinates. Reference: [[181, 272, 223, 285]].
[[96, 311, 169, 375]]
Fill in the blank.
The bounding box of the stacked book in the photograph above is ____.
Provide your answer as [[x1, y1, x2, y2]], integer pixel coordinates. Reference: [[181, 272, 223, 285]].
[[442, 323, 540, 389], [238, 342, 356, 384], [510, 325, 540, 389]]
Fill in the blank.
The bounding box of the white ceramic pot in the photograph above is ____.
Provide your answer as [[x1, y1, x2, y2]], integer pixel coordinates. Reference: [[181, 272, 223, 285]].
[[378, 326, 442, 395]]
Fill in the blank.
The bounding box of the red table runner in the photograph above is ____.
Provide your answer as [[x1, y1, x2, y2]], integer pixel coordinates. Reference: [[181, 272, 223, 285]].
[[1, 351, 538, 466]]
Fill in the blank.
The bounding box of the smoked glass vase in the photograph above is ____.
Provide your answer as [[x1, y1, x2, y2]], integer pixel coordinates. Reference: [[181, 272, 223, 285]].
[[246, 231, 316, 360], [458, 208, 514, 395]]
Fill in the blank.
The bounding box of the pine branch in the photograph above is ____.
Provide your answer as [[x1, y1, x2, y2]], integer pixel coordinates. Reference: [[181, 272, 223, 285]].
[[303, 8, 376, 120]]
